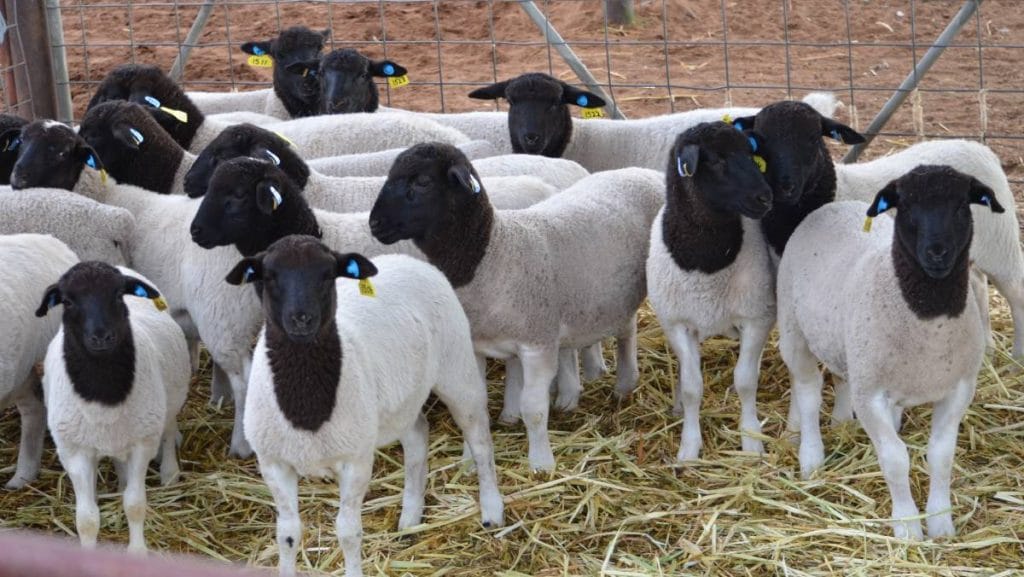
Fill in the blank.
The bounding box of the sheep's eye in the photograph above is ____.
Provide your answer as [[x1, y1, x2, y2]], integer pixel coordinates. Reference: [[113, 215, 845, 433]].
[[62, 298, 73, 308]]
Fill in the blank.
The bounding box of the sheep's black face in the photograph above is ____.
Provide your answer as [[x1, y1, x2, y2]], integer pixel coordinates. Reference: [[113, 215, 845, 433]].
[[469, 73, 605, 158], [309, 49, 405, 114], [732, 101, 864, 204], [10, 121, 98, 191], [191, 159, 285, 249], [0, 113, 28, 185], [36, 262, 158, 355], [245, 27, 330, 118], [370, 142, 483, 244], [670, 122, 772, 219], [225, 235, 377, 344], [871, 165, 1004, 280], [186, 124, 308, 197]]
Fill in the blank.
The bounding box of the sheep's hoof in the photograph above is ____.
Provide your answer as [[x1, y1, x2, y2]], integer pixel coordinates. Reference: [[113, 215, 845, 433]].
[[497, 411, 520, 426], [228, 440, 254, 460], [528, 448, 555, 473], [553, 393, 579, 413], [3, 476, 29, 491], [892, 519, 924, 541]]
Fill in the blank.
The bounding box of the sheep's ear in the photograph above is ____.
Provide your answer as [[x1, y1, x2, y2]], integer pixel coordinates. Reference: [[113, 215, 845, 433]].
[[729, 115, 756, 132], [561, 85, 605, 109], [0, 128, 21, 153], [241, 41, 273, 58], [334, 252, 378, 280], [968, 177, 1005, 213], [448, 163, 482, 195], [75, 143, 104, 172], [866, 181, 899, 217], [225, 257, 263, 285], [255, 179, 285, 215], [468, 81, 508, 101], [319, 29, 332, 42], [370, 60, 407, 78], [285, 59, 319, 77], [35, 284, 61, 317], [821, 117, 865, 144], [111, 121, 145, 150], [123, 276, 161, 301], [675, 144, 700, 178]]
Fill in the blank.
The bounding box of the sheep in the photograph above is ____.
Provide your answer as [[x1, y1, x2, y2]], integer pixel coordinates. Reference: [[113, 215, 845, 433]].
[[369, 143, 664, 470], [0, 234, 79, 489], [0, 112, 29, 185], [465, 72, 838, 171], [181, 123, 557, 211], [0, 189, 134, 265], [306, 140, 498, 177], [646, 122, 776, 462], [37, 261, 189, 552], [778, 166, 1002, 539], [226, 235, 503, 576], [730, 101, 1024, 361], [185, 26, 331, 119], [86, 64, 471, 156], [286, 47, 408, 114]]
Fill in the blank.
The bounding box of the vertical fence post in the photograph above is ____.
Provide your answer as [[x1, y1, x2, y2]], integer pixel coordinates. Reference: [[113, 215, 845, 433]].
[[6, 0, 57, 120], [43, 0, 72, 123], [169, 0, 217, 83], [842, 0, 982, 163]]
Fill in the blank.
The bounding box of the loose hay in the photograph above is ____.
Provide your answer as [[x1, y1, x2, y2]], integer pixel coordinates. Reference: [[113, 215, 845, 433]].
[[1, 292, 1022, 575]]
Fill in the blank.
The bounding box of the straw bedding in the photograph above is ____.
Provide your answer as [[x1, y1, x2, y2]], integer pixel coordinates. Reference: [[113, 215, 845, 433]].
[[1, 293, 1022, 576]]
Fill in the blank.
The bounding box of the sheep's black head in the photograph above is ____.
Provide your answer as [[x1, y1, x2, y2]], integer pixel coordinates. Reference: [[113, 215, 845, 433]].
[[79, 101, 184, 194], [10, 120, 102, 191], [86, 64, 202, 149], [370, 142, 487, 245], [36, 261, 161, 355], [669, 121, 772, 219], [729, 101, 864, 204], [225, 235, 376, 344], [243, 27, 331, 118], [868, 165, 1003, 280], [0, 113, 29, 185], [289, 48, 406, 114], [468, 72, 605, 157], [186, 123, 308, 197]]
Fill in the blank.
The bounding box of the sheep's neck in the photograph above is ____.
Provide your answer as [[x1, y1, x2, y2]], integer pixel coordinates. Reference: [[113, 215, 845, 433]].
[[154, 103, 203, 151], [63, 330, 135, 406], [662, 181, 743, 273], [265, 320, 341, 432], [236, 198, 323, 257], [891, 235, 970, 319], [273, 69, 320, 119], [108, 132, 185, 195], [415, 193, 493, 289], [760, 149, 837, 256]]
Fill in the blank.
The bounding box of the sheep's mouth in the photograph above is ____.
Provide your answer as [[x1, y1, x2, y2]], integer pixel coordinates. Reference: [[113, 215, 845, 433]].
[[921, 262, 955, 279], [739, 199, 772, 219], [370, 221, 404, 245]]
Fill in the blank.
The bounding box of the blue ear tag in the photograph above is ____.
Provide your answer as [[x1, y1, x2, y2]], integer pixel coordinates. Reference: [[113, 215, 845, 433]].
[[469, 174, 481, 194], [243, 266, 255, 283], [252, 46, 266, 56], [747, 136, 758, 153], [980, 195, 991, 207], [264, 149, 281, 165], [48, 293, 59, 310], [85, 155, 98, 169], [269, 185, 283, 210], [346, 259, 360, 278], [576, 95, 589, 107], [876, 197, 889, 212], [144, 95, 161, 108], [382, 63, 395, 76], [133, 284, 148, 298], [4, 137, 19, 152], [830, 129, 841, 141], [128, 128, 144, 145], [734, 121, 744, 131], [676, 154, 692, 178]]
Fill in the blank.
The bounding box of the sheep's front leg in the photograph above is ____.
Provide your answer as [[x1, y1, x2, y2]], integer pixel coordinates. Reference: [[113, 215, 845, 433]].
[[398, 414, 429, 530], [210, 362, 233, 405], [6, 378, 46, 490], [665, 324, 703, 461], [856, 391, 923, 540], [124, 440, 158, 554], [499, 357, 523, 425], [553, 348, 582, 412], [925, 378, 976, 539], [336, 455, 374, 577], [779, 329, 824, 477], [61, 447, 100, 548], [259, 458, 301, 577], [519, 344, 559, 471], [735, 322, 770, 455], [614, 315, 640, 399]]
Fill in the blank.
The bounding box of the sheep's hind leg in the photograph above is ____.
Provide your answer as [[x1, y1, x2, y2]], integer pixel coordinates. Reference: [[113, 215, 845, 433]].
[[581, 342, 607, 382], [779, 328, 824, 477], [398, 413, 429, 530], [518, 344, 559, 471], [6, 377, 46, 490], [553, 348, 582, 412], [498, 357, 523, 425], [614, 315, 640, 399]]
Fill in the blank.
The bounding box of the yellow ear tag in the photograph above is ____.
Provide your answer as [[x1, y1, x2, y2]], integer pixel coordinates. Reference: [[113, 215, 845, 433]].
[[358, 278, 376, 297], [581, 107, 606, 119], [722, 113, 733, 124], [273, 131, 295, 147], [247, 54, 274, 68], [100, 168, 108, 185], [152, 296, 168, 312], [752, 155, 767, 173], [862, 216, 873, 233], [387, 74, 410, 89], [160, 107, 189, 124]]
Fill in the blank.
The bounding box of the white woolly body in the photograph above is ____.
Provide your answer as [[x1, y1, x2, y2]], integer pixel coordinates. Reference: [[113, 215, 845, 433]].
[[777, 201, 985, 401], [188, 88, 290, 119], [208, 111, 289, 125], [0, 189, 133, 264], [307, 140, 498, 177], [245, 255, 479, 476], [188, 111, 471, 157], [303, 173, 556, 213], [42, 267, 190, 460], [647, 212, 776, 342], [0, 234, 79, 406]]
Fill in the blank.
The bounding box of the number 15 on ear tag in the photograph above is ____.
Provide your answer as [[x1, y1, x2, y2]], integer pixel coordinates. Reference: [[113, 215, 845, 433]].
[[248, 55, 274, 68], [358, 279, 376, 297], [387, 75, 410, 88], [581, 108, 606, 119]]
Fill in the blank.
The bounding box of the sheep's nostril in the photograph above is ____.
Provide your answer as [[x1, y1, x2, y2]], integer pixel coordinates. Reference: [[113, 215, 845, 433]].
[[926, 245, 949, 261], [190, 224, 203, 238], [756, 193, 771, 206]]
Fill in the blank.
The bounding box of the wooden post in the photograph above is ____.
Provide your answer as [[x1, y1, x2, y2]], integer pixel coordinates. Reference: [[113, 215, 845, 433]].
[[4, 0, 57, 119], [605, 0, 635, 26]]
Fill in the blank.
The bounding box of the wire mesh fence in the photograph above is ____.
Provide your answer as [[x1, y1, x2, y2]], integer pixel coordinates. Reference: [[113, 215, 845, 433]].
[[0, 3, 38, 118], [8, 1, 1024, 178]]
